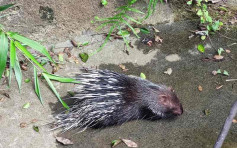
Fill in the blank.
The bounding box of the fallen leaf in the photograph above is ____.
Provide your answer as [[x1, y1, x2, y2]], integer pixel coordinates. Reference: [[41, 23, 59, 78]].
[[23, 103, 30, 109], [140, 28, 150, 34], [152, 26, 160, 33], [71, 40, 78, 47], [164, 68, 172, 75], [213, 55, 224, 60], [197, 44, 205, 53], [216, 85, 223, 90], [154, 35, 163, 43], [204, 109, 210, 115], [56, 137, 74, 145], [198, 85, 203, 92], [111, 139, 122, 147], [63, 47, 72, 58], [33, 125, 39, 132], [225, 49, 231, 53], [121, 139, 138, 148], [31, 119, 38, 123], [134, 28, 140, 34], [20, 122, 27, 128], [58, 52, 64, 62], [79, 53, 89, 63], [119, 64, 129, 72], [140, 73, 146, 79], [223, 70, 229, 76], [0, 97, 5, 102], [24, 78, 30, 83], [212, 70, 218, 76], [233, 119, 237, 123]]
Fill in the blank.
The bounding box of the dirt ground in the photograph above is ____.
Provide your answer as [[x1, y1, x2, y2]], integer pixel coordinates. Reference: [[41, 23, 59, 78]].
[[0, 0, 237, 148]]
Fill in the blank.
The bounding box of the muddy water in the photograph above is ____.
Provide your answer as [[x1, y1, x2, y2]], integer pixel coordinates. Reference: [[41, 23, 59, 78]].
[[56, 21, 237, 148]]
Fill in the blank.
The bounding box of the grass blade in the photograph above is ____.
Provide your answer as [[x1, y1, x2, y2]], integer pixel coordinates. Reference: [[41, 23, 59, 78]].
[[14, 41, 47, 72], [34, 67, 43, 104], [145, 0, 153, 19], [122, 14, 142, 24], [96, 21, 118, 30], [43, 73, 81, 83], [8, 32, 54, 63], [14, 55, 22, 91], [118, 26, 130, 51], [0, 4, 15, 11], [42, 73, 69, 109], [120, 18, 139, 38], [0, 32, 8, 81], [90, 24, 117, 56], [126, 7, 144, 14]]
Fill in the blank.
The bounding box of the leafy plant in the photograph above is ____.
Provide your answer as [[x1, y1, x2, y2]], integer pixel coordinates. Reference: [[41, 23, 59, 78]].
[[84, 0, 161, 59], [0, 4, 80, 108]]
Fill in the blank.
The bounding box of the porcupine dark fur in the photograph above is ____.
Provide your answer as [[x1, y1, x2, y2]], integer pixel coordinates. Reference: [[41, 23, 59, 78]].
[[54, 69, 183, 131]]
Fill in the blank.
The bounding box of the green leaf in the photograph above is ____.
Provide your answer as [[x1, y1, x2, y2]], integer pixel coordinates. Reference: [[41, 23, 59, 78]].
[[0, 4, 15, 11], [14, 55, 22, 91], [33, 125, 39, 132], [42, 73, 69, 109], [128, 0, 138, 5], [187, 1, 193, 5], [58, 53, 64, 62], [14, 41, 47, 72], [223, 70, 229, 76], [82, 41, 89, 46], [101, 0, 108, 6], [197, 9, 203, 16], [8, 32, 54, 63], [201, 36, 206, 40], [0, 32, 8, 81], [216, 69, 221, 74], [218, 48, 224, 56], [23, 102, 30, 109], [79, 53, 89, 63], [140, 28, 150, 34], [10, 40, 16, 69], [96, 21, 118, 30], [34, 67, 43, 104], [140, 72, 146, 79], [197, 44, 205, 53], [42, 73, 80, 83], [219, 6, 227, 11], [145, 0, 153, 19], [24, 78, 31, 83], [126, 7, 144, 14]]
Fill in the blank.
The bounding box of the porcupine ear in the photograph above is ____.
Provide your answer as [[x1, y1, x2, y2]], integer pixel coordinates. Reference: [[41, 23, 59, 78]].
[[158, 94, 171, 107]]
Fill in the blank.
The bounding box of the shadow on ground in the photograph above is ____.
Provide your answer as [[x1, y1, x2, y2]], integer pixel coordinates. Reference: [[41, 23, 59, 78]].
[[54, 21, 237, 148]]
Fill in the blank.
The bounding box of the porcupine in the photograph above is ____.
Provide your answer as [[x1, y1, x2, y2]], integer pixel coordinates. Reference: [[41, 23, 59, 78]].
[[54, 69, 183, 131]]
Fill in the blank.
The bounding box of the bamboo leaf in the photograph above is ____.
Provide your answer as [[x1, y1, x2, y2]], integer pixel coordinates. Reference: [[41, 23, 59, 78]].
[[14, 41, 47, 72], [0, 32, 8, 81], [42, 73, 69, 109], [34, 67, 43, 104], [42, 73, 81, 83], [0, 4, 15, 11], [10, 40, 16, 68], [8, 32, 54, 63], [14, 55, 22, 91]]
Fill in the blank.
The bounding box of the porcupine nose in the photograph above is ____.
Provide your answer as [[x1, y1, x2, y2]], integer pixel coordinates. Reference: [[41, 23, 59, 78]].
[[173, 104, 183, 116]]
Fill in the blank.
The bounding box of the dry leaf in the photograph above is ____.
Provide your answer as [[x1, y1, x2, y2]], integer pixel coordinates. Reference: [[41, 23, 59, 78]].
[[164, 68, 172, 75], [121, 139, 138, 148], [134, 28, 140, 34], [71, 40, 78, 47], [154, 35, 163, 43], [213, 55, 224, 60], [152, 26, 160, 33], [232, 119, 237, 123], [31, 119, 38, 123], [216, 85, 223, 90], [20, 122, 27, 128], [212, 70, 218, 76], [225, 49, 231, 53], [0, 97, 6, 102], [119, 64, 129, 72], [198, 85, 203, 92], [56, 137, 74, 145]]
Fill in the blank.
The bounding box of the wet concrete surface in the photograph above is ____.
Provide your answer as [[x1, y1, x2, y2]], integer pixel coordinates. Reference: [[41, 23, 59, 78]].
[[55, 21, 237, 148]]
